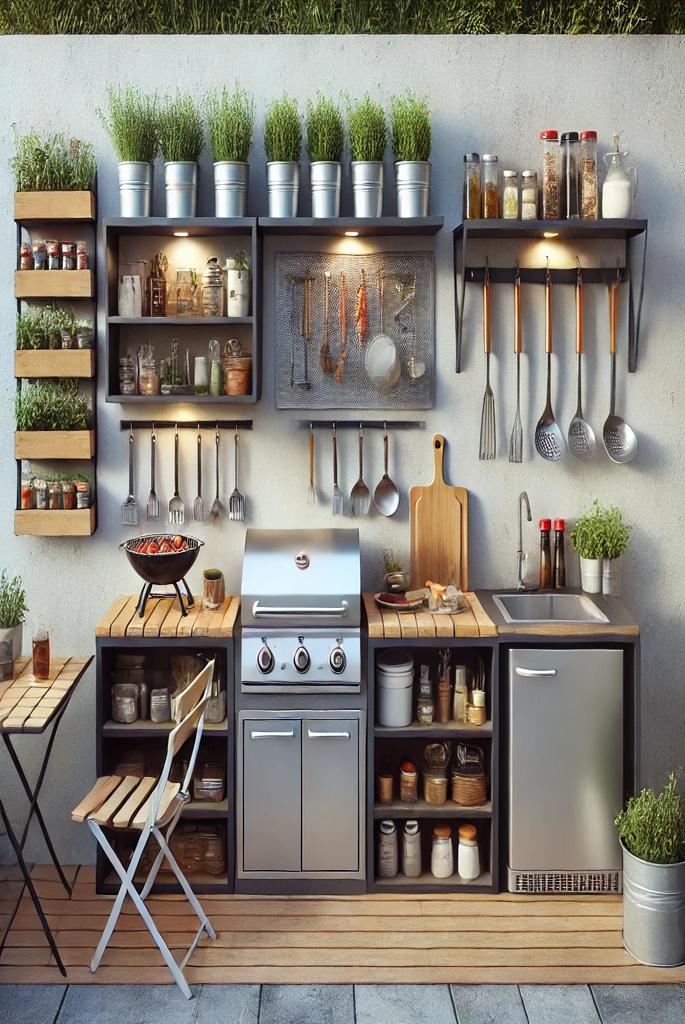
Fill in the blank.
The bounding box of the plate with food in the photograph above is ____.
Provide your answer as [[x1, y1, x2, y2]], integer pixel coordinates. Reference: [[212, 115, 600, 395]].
[[374, 592, 425, 612]]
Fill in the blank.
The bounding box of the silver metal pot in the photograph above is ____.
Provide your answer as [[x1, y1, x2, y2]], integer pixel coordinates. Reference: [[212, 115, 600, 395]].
[[214, 161, 248, 217], [351, 161, 383, 218], [267, 161, 299, 218], [395, 160, 431, 217], [165, 161, 198, 218], [310, 161, 341, 218], [118, 161, 153, 217], [622, 841, 685, 967]]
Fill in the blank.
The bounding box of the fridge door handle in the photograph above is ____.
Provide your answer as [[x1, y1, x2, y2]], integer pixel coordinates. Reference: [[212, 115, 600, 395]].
[[249, 730, 296, 739], [515, 667, 558, 677], [306, 729, 351, 740]]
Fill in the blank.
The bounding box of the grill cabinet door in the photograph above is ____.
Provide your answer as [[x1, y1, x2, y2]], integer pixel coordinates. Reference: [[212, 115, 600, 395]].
[[302, 718, 359, 871], [242, 718, 301, 871]]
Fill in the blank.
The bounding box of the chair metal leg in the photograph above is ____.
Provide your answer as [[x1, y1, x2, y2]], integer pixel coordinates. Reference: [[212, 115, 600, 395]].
[[152, 826, 216, 940]]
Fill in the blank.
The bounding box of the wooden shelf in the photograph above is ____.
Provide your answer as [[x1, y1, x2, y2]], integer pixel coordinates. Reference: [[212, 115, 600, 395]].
[[14, 190, 96, 223], [14, 506, 95, 537], [373, 870, 492, 892], [375, 719, 492, 738], [14, 429, 95, 460], [453, 217, 647, 240], [109, 315, 253, 326], [183, 799, 228, 819], [374, 799, 491, 819], [15, 269, 94, 299], [103, 718, 229, 738], [96, 594, 240, 639], [259, 215, 444, 236], [15, 348, 95, 379]]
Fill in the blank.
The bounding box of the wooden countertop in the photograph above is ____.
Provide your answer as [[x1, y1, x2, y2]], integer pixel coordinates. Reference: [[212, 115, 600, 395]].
[[96, 594, 240, 639], [363, 592, 497, 639], [0, 656, 91, 733]]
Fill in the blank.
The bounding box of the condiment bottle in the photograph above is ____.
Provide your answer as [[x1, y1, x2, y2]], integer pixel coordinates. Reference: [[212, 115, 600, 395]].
[[431, 824, 453, 879], [482, 155, 499, 218], [416, 664, 434, 725], [560, 131, 580, 219], [539, 518, 552, 590], [377, 771, 393, 804], [402, 820, 422, 878], [436, 677, 451, 725], [463, 153, 481, 219], [520, 170, 537, 219], [452, 665, 468, 722], [502, 170, 519, 219], [602, 132, 637, 218], [540, 130, 560, 219], [457, 823, 480, 880], [399, 760, 418, 803], [579, 131, 598, 220], [553, 518, 567, 588], [378, 820, 398, 879]]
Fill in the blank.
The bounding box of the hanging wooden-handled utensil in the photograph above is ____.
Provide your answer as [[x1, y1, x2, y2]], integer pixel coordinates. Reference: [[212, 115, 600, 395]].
[[479, 261, 496, 460], [373, 423, 400, 518], [295, 275, 312, 390], [350, 424, 371, 517], [146, 426, 160, 520], [193, 426, 205, 522], [568, 260, 596, 460], [603, 273, 638, 463], [335, 272, 348, 383], [365, 269, 400, 393], [121, 424, 139, 526], [508, 262, 523, 463], [320, 270, 332, 374], [228, 430, 245, 521], [535, 264, 566, 461]]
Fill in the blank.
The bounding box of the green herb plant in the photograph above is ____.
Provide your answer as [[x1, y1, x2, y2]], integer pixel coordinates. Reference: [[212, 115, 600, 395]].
[[383, 549, 402, 574], [205, 84, 254, 163], [391, 91, 431, 162], [0, 571, 27, 629], [15, 380, 91, 431], [616, 769, 685, 864], [600, 505, 631, 560], [11, 129, 96, 192], [347, 95, 386, 162], [230, 250, 250, 271], [306, 94, 344, 162], [157, 93, 204, 162], [570, 499, 631, 560], [264, 95, 301, 163], [16, 306, 77, 350], [99, 86, 159, 163]]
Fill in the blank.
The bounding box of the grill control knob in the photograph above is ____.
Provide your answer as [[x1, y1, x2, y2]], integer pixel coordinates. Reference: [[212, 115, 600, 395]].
[[256, 642, 275, 675], [293, 645, 311, 674], [329, 645, 346, 674]]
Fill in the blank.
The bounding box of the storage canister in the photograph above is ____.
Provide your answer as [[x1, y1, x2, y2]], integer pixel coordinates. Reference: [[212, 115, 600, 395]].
[[580, 131, 598, 219], [376, 648, 414, 727], [463, 153, 481, 219], [481, 155, 499, 218], [457, 823, 480, 880], [431, 824, 453, 879], [402, 820, 422, 878], [560, 131, 580, 219], [502, 170, 519, 219], [399, 760, 418, 804], [540, 130, 560, 219], [424, 769, 448, 806], [521, 170, 538, 219], [378, 820, 398, 878]]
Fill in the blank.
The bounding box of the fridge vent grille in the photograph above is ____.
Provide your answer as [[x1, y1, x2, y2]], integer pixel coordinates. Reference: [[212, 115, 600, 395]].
[[513, 871, 621, 894]]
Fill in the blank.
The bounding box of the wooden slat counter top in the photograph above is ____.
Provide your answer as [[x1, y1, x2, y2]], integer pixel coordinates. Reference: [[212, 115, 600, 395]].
[[0, 657, 91, 733], [96, 595, 240, 639], [363, 593, 497, 640]]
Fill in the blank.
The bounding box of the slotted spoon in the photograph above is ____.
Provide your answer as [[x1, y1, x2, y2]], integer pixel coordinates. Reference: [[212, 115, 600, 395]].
[[603, 279, 638, 464], [350, 425, 371, 517], [193, 427, 204, 522], [535, 267, 567, 462], [168, 427, 185, 525], [208, 428, 225, 524], [228, 431, 245, 521], [121, 426, 139, 526], [568, 262, 597, 460], [479, 264, 496, 460], [146, 428, 160, 520]]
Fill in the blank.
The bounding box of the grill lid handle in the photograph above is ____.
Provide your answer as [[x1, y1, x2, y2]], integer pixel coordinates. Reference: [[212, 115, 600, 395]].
[[251, 600, 349, 618]]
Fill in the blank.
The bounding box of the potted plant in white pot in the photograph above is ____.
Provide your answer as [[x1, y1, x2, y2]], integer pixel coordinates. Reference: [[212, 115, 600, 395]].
[[225, 250, 250, 318], [600, 504, 631, 597], [99, 86, 158, 217], [0, 571, 27, 681], [158, 92, 204, 218], [615, 769, 685, 967], [306, 93, 344, 218], [205, 84, 254, 217], [569, 500, 604, 593], [264, 94, 302, 218], [347, 94, 386, 217], [391, 91, 431, 217]]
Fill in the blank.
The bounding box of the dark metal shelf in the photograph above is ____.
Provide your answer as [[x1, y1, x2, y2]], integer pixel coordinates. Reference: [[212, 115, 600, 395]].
[[183, 799, 229, 820], [259, 216, 444, 236], [375, 720, 492, 739], [453, 218, 647, 240], [101, 216, 256, 237], [372, 870, 493, 893], [118, 420, 253, 430], [107, 394, 257, 405], [109, 316, 253, 326], [374, 800, 492, 819]]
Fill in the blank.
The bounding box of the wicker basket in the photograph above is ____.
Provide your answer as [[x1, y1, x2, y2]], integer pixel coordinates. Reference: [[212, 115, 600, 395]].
[[451, 744, 488, 806]]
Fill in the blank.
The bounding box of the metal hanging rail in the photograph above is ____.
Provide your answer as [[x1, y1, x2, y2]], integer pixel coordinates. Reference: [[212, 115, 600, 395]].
[[119, 420, 254, 431], [296, 419, 424, 430]]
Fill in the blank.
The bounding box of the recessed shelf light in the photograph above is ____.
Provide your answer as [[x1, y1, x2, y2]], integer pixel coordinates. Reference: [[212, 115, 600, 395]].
[[173, 231, 189, 237], [344, 230, 359, 237], [543, 231, 559, 239]]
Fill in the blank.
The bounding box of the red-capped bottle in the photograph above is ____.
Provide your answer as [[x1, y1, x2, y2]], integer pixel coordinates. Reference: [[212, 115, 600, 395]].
[[553, 518, 567, 589], [539, 518, 552, 590]]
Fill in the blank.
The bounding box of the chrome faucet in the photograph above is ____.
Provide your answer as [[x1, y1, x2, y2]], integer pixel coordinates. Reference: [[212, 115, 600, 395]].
[[517, 491, 532, 590]]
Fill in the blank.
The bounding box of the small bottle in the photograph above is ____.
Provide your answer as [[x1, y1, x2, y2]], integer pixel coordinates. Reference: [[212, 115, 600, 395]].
[[399, 760, 418, 804], [452, 665, 468, 722], [539, 518, 552, 590], [482, 155, 499, 218], [560, 131, 580, 219], [521, 170, 538, 219], [502, 170, 519, 219], [579, 131, 598, 220], [540, 130, 560, 219], [402, 820, 422, 878], [463, 153, 481, 219], [378, 820, 398, 879], [32, 625, 50, 681], [553, 518, 567, 588], [416, 664, 434, 725], [431, 824, 454, 879], [457, 823, 480, 880]]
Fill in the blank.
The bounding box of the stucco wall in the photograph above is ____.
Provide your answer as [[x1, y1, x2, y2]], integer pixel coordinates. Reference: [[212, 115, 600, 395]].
[[0, 35, 683, 863]]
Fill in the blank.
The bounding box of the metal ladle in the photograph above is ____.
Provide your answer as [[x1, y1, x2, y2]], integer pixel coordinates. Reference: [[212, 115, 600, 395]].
[[603, 277, 638, 464], [373, 424, 400, 517], [568, 260, 597, 460]]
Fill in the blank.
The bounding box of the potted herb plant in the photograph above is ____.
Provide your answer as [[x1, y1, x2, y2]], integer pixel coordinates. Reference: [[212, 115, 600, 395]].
[[15, 380, 93, 460], [390, 91, 432, 217], [569, 500, 604, 593], [226, 250, 251, 318], [158, 92, 204, 218], [0, 571, 27, 679], [615, 770, 685, 967], [99, 86, 158, 217], [264, 94, 302, 218], [11, 129, 96, 221], [306, 94, 344, 218], [347, 95, 387, 217], [383, 550, 409, 594], [16, 307, 47, 350], [599, 504, 631, 597], [205, 84, 254, 217]]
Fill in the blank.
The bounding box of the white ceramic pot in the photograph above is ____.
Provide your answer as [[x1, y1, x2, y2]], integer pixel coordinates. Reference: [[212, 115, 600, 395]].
[[117, 161, 153, 217], [395, 160, 431, 217], [579, 556, 602, 594], [602, 556, 623, 597], [376, 648, 414, 727], [0, 624, 23, 680], [214, 161, 248, 217], [165, 161, 198, 218], [225, 263, 250, 318], [310, 160, 341, 218]]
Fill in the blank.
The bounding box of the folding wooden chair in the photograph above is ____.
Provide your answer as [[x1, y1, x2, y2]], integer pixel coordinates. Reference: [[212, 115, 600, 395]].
[[71, 659, 216, 998]]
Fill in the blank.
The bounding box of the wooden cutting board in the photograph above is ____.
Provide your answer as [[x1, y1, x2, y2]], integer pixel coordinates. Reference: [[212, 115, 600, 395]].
[[409, 434, 469, 591]]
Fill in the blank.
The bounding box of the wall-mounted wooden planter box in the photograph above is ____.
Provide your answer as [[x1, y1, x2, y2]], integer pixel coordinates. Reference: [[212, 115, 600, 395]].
[[15, 349, 95, 379], [14, 506, 96, 537], [15, 270, 94, 300], [14, 191, 96, 223], [15, 430, 95, 460]]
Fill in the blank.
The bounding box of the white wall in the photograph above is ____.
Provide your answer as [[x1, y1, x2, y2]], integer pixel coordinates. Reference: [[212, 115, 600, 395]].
[[0, 35, 683, 863]]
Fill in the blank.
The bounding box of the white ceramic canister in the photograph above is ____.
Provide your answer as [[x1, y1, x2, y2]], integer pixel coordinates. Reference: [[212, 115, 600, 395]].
[[402, 820, 422, 878], [457, 823, 480, 880], [376, 648, 414, 727], [431, 824, 453, 879]]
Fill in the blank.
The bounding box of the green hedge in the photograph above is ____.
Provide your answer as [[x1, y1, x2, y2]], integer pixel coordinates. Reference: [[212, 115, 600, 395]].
[[2, 0, 684, 34]]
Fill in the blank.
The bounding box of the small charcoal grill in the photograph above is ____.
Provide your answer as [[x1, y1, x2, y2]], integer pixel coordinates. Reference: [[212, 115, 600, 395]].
[[121, 535, 204, 617]]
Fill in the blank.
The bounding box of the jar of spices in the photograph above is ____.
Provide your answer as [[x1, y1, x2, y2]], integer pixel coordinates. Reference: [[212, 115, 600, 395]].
[[75, 479, 90, 509], [399, 760, 418, 803], [119, 354, 137, 396], [31, 241, 46, 270], [416, 664, 434, 725], [424, 769, 448, 806], [521, 170, 538, 219], [402, 820, 422, 878], [436, 677, 451, 725], [560, 131, 580, 219], [138, 347, 160, 396], [47, 481, 62, 510], [76, 240, 89, 270], [20, 470, 34, 510], [540, 130, 560, 219], [19, 241, 33, 270], [202, 258, 224, 318], [463, 153, 481, 219], [579, 131, 598, 220], [482, 155, 499, 218], [60, 327, 74, 349], [457, 823, 480, 880], [377, 771, 393, 804], [502, 170, 519, 219], [34, 478, 47, 510], [61, 241, 77, 270], [62, 480, 76, 510], [76, 325, 92, 349], [431, 824, 453, 879], [46, 239, 60, 270], [453, 665, 468, 722], [378, 820, 398, 879]]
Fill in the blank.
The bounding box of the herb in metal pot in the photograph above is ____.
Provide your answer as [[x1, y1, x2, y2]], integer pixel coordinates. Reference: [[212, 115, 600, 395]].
[[347, 95, 386, 162], [306, 94, 344, 163], [264, 94, 301, 163], [205, 84, 254, 163], [616, 769, 685, 864], [0, 571, 27, 629], [390, 91, 431, 162], [157, 92, 204, 163], [98, 86, 159, 164]]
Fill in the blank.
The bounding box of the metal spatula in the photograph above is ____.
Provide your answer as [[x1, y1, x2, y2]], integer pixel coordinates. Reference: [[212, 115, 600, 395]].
[[121, 425, 139, 526], [331, 424, 344, 516], [228, 431, 245, 521], [168, 427, 185, 525], [193, 427, 204, 522], [208, 428, 225, 524], [350, 425, 371, 516], [146, 428, 160, 520]]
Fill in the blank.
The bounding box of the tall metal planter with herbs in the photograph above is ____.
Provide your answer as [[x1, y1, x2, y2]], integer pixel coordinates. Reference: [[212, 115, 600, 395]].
[[206, 85, 254, 217], [100, 86, 158, 218], [391, 91, 432, 217], [265, 95, 301, 218], [348, 95, 386, 218], [158, 93, 204, 218], [306, 94, 344, 218], [0, 572, 27, 677]]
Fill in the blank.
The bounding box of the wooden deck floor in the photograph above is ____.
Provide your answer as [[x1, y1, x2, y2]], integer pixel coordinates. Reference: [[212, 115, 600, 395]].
[[2, 865, 685, 985]]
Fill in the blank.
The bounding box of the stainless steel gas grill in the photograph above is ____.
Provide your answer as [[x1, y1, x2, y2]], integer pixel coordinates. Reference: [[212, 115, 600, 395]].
[[240, 528, 361, 692]]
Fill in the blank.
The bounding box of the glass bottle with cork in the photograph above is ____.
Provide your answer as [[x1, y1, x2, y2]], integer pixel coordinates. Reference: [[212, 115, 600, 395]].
[[482, 155, 499, 218], [553, 518, 567, 588], [463, 153, 481, 219], [539, 518, 552, 590]]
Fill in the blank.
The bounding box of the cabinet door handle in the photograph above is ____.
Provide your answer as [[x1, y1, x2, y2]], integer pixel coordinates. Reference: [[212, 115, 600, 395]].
[[515, 667, 557, 677], [306, 729, 350, 740], [249, 729, 295, 739]]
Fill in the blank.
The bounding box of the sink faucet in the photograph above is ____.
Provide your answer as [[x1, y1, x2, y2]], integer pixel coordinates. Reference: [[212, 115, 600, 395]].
[[517, 491, 532, 590]]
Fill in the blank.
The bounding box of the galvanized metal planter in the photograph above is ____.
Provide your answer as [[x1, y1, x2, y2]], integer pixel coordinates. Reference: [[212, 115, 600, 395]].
[[351, 161, 383, 218], [214, 161, 248, 217], [118, 161, 153, 217], [395, 160, 431, 217], [310, 161, 341, 218], [622, 841, 685, 967], [267, 161, 299, 217], [165, 161, 198, 218]]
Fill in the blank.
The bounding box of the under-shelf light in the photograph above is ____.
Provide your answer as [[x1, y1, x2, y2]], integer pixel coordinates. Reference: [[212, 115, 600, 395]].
[[173, 231, 189, 237], [543, 231, 559, 239], [344, 230, 359, 237]]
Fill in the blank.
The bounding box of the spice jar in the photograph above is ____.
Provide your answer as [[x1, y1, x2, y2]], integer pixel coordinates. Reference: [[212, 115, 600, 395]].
[[463, 153, 481, 219], [19, 241, 33, 270], [457, 823, 480, 880], [202, 258, 224, 318], [47, 481, 62, 510], [112, 682, 139, 724], [377, 772, 393, 804], [521, 170, 538, 219], [416, 664, 434, 725], [424, 769, 448, 806], [119, 354, 137, 396], [62, 480, 76, 510], [540, 130, 560, 219], [61, 241, 77, 270], [31, 241, 46, 270], [579, 130, 598, 220], [60, 327, 74, 349], [34, 478, 47, 510], [431, 824, 453, 879], [399, 760, 418, 803], [378, 820, 398, 879], [436, 677, 451, 725], [402, 820, 422, 878], [46, 239, 60, 270], [502, 170, 519, 219], [76, 240, 89, 270], [75, 479, 90, 508], [560, 131, 580, 219], [20, 470, 33, 510], [482, 155, 499, 218]]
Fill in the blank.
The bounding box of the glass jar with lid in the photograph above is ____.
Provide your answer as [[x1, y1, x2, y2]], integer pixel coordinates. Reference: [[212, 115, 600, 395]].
[[176, 268, 196, 316], [138, 346, 160, 396], [463, 153, 481, 219], [416, 664, 434, 725], [202, 257, 224, 317], [47, 480, 62, 510], [457, 823, 480, 880], [560, 131, 580, 219], [62, 480, 76, 510], [540, 129, 560, 219], [119, 354, 137, 396], [502, 169, 519, 219], [521, 170, 538, 219], [579, 130, 598, 219], [482, 155, 499, 218], [431, 824, 454, 879]]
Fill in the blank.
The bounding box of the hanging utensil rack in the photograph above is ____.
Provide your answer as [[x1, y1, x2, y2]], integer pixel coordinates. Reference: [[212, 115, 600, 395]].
[[119, 420, 254, 431], [297, 419, 424, 431]]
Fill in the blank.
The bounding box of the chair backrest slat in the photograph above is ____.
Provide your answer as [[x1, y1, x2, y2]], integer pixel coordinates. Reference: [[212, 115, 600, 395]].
[[173, 660, 214, 722], [170, 693, 211, 759]]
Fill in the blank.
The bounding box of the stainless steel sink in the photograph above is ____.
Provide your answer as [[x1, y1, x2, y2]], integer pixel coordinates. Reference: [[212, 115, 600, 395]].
[[492, 592, 609, 624]]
